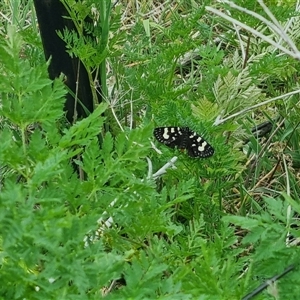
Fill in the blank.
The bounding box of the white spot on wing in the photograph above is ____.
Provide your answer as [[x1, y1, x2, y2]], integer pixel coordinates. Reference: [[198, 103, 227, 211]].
[[198, 141, 207, 152], [163, 128, 170, 139]]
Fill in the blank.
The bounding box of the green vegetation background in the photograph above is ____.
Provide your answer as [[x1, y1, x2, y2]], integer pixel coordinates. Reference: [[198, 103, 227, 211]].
[[1, 0, 300, 299]]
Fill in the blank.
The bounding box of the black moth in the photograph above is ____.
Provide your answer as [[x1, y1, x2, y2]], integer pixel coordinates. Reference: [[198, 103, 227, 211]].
[[154, 127, 214, 158]]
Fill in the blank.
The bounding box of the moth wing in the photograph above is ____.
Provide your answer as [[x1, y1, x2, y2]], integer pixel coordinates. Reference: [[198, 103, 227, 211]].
[[154, 127, 187, 148], [186, 130, 214, 158]]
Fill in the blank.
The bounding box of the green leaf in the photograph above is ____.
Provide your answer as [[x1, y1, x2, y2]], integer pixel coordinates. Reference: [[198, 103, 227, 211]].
[[59, 102, 107, 148], [223, 216, 261, 230]]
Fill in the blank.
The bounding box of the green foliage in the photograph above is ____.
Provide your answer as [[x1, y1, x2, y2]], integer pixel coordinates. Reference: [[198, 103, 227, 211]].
[[59, 0, 125, 101], [1, 0, 300, 299], [224, 194, 300, 299], [0, 22, 202, 300]]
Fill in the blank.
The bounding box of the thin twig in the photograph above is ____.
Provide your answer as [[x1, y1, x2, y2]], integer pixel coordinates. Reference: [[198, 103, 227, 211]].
[[219, 0, 299, 53], [257, 0, 299, 53], [206, 6, 300, 60], [242, 264, 295, 300], [152, 156, 178, 179], [214, 90, 300, 126]]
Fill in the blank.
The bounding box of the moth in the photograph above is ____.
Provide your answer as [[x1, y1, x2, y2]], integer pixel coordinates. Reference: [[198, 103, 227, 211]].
[[154, 126, 214, 158]]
